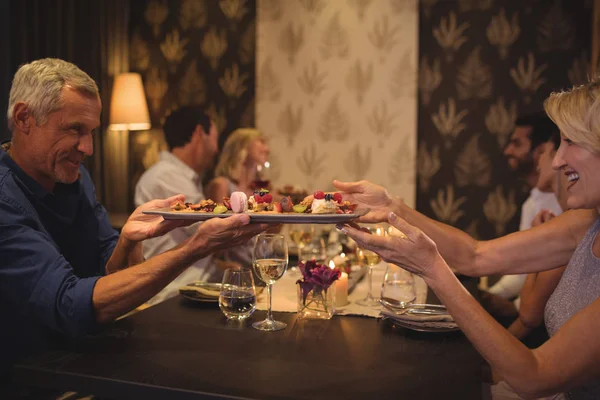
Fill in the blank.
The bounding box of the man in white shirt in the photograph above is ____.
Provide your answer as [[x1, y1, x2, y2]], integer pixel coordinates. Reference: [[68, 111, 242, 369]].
[[487, 112, 562, 301], [135, 106, 220, 305]]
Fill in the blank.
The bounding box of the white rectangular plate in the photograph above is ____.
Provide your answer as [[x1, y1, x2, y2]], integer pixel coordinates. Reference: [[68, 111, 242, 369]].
[[143, 207, 369, 224]]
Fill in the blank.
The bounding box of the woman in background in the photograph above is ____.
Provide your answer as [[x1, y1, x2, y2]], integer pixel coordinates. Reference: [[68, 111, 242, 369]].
[[206, 128, 270, 201]]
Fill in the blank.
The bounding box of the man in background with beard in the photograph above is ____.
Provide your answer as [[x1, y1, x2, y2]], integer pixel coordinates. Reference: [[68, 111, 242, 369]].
[[486, 112, 562, 301]]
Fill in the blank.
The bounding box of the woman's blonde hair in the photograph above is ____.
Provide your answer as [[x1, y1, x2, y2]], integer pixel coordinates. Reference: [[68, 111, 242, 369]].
[[544, 80, 600, 154], [215, 128, 264, 181]]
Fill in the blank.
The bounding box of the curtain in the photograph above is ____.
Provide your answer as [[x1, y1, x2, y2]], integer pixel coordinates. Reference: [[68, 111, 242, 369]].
[[1, 0, 130, 207]]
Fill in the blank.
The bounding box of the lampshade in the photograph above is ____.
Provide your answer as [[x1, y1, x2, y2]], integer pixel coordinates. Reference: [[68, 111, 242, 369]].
[[108, 73, 151, 131]]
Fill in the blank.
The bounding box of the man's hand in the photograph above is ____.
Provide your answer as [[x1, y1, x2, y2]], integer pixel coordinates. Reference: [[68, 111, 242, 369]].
[[531, 209, 556, 228], [121, 194, 195, 243], [186, 214, 269, 259], [333, 180, 397, 223]]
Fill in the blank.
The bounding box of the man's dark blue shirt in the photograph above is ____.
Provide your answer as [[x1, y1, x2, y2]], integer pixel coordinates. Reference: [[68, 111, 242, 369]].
[[0, 146, 119, 373]]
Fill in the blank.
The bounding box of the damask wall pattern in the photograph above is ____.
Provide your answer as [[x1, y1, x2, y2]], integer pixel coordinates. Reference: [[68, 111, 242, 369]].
[[256, 0, 418, 207], [128, 0, 256, 196], [417, 0, 592, 240]]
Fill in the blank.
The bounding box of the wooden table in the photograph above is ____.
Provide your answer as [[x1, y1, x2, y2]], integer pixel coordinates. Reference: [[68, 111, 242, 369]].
[[13, 291, 484, 400]]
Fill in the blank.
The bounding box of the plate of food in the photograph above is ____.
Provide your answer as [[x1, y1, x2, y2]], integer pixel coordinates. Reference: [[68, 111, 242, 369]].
[[143, 189, 369, 224], [179, 282, 222, 303]]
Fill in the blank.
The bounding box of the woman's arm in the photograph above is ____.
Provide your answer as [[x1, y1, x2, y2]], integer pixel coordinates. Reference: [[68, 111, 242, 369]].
[[334, 180, 596, 276], [342, 214, 600, 398], [508, 266, 567, 339], [205, 177, 231, 202]]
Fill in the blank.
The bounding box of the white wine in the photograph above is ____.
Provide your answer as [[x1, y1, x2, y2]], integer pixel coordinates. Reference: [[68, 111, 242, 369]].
[[356, 247, 381, 266], [253, 258, 288, 284]]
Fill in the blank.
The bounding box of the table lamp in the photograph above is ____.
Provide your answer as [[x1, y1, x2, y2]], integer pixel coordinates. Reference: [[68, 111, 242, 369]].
[[108, 72, 151, 131]]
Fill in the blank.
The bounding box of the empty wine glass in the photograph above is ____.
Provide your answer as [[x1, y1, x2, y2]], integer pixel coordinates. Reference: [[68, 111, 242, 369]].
[[288, 224, 314, 274], [380, 264, 416, 310], [219, 269, 257, 321], [355, 225, 386, 307], [299, 235, 327, 265], [252, 233, 289, 331]]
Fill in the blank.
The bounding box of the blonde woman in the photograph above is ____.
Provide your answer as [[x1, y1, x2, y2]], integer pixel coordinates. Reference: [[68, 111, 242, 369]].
[[206, 128, 270, 201], [335, 81, 600, 399]]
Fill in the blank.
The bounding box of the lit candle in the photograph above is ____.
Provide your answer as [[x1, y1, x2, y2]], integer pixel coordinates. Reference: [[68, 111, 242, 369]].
[[329, 260, 348, 307]]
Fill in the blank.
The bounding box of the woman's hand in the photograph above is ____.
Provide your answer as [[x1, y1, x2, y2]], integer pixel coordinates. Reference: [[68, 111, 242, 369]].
[[338, 212, 445, 279], [121, 194, 195, 243], [333, 180, 398, 223]]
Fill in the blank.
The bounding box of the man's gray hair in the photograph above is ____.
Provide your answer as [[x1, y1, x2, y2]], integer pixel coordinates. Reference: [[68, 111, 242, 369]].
[[7, 58, 99, 132]]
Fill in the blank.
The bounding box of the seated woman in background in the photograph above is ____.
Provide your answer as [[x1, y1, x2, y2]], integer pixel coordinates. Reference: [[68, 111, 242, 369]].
[[205, 128, 270, 201], [508, 135, 569, 346], [335, 80, 600, 399], [206, 128, 270, 267]]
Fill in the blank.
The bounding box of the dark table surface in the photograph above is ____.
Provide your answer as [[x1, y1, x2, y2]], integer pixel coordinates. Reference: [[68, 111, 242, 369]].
[[14, 281, 484, 400]]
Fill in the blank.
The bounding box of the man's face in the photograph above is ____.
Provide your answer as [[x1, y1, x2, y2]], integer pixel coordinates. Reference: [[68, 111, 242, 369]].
[[27, 86, 101, 190], [504, 126, 534, 175]]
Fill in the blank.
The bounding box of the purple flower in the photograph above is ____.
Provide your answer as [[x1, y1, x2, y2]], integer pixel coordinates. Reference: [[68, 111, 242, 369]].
[[296, 260, 341, 303]]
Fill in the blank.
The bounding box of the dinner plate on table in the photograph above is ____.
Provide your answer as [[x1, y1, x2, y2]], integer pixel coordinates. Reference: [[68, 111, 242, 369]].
[[179, 282, 221, 303], [144, 208, 370, 224]]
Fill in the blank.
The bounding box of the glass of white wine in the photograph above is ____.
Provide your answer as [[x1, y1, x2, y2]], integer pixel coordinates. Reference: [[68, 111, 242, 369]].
[[355, 225, 386, 307], [252, 233, 289, 331]]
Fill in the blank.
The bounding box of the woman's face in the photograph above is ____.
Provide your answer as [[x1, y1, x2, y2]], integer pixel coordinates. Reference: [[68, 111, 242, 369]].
[[552, 134, 600, 210], [246, 137, 270, 165], [535, 141, 557, 192]]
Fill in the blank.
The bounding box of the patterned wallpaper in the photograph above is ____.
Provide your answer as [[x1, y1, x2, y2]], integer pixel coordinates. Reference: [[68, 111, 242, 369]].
[[128, 0, 256, 199], [417, 0, 592, 239], [256, 0, 418, 207]]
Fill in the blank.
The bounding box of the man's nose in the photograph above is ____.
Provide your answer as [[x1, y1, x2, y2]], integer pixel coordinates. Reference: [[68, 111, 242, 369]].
[[78, 132, 94, 156]]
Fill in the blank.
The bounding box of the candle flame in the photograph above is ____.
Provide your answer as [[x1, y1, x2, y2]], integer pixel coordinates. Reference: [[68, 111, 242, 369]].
[[329, 260, 336, 269], [340, 252, 346, 258]]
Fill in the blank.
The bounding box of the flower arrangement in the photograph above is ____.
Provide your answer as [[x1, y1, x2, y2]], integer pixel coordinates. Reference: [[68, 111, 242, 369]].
[[296, 260, 340, 319]]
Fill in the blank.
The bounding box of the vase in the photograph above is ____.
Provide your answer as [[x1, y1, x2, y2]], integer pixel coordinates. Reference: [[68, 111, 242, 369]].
[[297, 283, 336, 320]]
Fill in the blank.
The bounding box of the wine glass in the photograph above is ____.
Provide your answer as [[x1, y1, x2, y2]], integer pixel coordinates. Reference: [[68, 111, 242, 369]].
[[288, 224, 314, 274], [380, 264, 416, 310], [299, 235, 327, 265], [252, 233, 289, 331], [219, 268, 257, 321], [355, 225, 386, 307], [252, 161, 271, 191]]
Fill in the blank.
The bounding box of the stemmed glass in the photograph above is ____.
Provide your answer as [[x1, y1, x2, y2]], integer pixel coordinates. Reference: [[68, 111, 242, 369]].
[[380, 264, 416, 310], [288, 224, 314, 274], [252, 161, 271, 191], [252, 233, 289, 331], [355, 225, 386, 307]]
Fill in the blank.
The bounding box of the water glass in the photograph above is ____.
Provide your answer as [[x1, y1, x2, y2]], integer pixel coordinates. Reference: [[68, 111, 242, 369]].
[[356, 225, 386, 307], [380, 264, 416, 309], [219, 268, 257, 321]]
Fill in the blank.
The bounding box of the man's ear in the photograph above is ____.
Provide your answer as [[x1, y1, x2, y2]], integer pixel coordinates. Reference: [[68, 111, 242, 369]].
[[12, 103, 32, 133]]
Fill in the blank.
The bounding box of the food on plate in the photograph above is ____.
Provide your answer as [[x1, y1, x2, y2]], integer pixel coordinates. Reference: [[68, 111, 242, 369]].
[[230, 191, 248, 213], [168, 189, 357, 215]]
